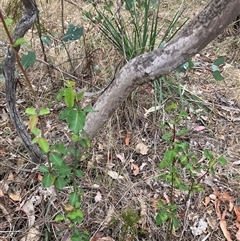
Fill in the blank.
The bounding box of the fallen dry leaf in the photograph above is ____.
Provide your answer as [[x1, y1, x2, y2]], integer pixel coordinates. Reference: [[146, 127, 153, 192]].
[[125, 132, 130, 146], [94, 191, 102, 203], [204, 196, 211, 206], [136, 143, 148, 155], [220, 211, 232, 241], [130, 163, 140, 176], [116, 153, 126, 163], [234, 206, 240, 240], [101, 206, 115, 230], [98, 237, 115, 241], [107, 171, 124, 180], [20, 227, 41, 241], [9, 192, 21, 201]]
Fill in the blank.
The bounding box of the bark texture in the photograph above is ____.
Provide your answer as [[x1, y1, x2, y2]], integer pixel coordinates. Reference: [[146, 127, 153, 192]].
[[84, 0, 240, 139], [3, 0, 45, 163]]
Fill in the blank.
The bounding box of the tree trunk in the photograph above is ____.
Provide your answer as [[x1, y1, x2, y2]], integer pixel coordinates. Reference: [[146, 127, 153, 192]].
[[84, 0, 240, 139]]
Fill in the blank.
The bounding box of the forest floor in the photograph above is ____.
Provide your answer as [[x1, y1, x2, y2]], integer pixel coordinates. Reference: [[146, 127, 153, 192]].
[[1, 0, 240, 240]]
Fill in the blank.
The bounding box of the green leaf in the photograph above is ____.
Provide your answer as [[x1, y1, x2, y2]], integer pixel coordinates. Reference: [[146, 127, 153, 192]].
[[12, 37, 25, 47], [21, 51, 36, 70], [38, 138, 49, 153], [32, 127, 41, 136], [79, 139, 91, 148], [5, 18, 13, 26], [64, 88, 75, 107], [217, 156, 227, 165], [162, 133, 172, 141], [42, 173, 52, 187], [204, 150, 214, 160], [177, 129, 188, 136], [158, 160, 169, 169], [72, 134, 79, 142], [212, 70, 224, 81], [58, 165, 72, 177], [49, 152, 64, 167], [39, 108, 50, 116], [60, 107, 72, 120], [75, 169, 83, 178], [62, 24, 84, 42], [83, 105, 96, 113], [41, 35, 52, 46], [39, 165, 49, 173], [76, 91, 84, 101], [69, 192, 80, 206], [51, 143, 67, 155], [66, 209, 83, 222], [213, 57, 225, 66], [55, 214, 65, 221], [56, 88, 64, 101], [67, 109, 86, 134], [55, 177, 68, 189], [25, 107, 36, 115], [165, 103, 178, 111], [172, 217, 179, 229], [156, 210, 168, 225]]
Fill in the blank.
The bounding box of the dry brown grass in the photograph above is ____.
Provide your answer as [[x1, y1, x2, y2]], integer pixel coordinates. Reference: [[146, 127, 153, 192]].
[[1, 0, 240, 240]]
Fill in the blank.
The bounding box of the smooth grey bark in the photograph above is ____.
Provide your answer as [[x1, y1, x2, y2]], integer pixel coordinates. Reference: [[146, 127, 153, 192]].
[[84, 0, 240, 139]]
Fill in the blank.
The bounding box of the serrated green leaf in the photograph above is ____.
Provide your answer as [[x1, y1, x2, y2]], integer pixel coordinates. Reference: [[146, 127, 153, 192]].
[[49, 152, 64, 167], [39, 165, 49, 173], [55, 214, 65, 221], [64, 88, 75, 107], [42, 173, 52, 187], [83, 105, 96, 113], [5, 18, 13, 26], [67, 109, 86, 134], [51, 143, 67, 155], [55, 177, 68, 189], [32, 127, 41, 136], [72, 134, 79, 142], [79, 138, 91, 148], [158, 160, 168, 169], [217, 157, 227, 165], [76, 91, 84, 101], [162, 133, 172, 141], [212, 70, 224, 81], [204, 150, 214, 160], [25, 107, 36, 115], [58, 165, 72, 177], [62, 24, 84, 42], [69, 192, 80, 206], [21, 51, 36, 70], [165, 103, 178, 111], [213, 57, 225, 66], [13, 37, 25, 47], [56, 88, 65, 101], [39, 108, 50, 116], [60, 107, 72, 120], [66, 209, 83, 221], [75, 169, 83, 178], [38, 138, 49, 153], [41, 35, 52, 46]]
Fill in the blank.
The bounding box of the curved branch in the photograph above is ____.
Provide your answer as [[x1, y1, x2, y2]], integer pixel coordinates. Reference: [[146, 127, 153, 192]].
[[85, 0, 240, 139], [3, 0, 45, 163]]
